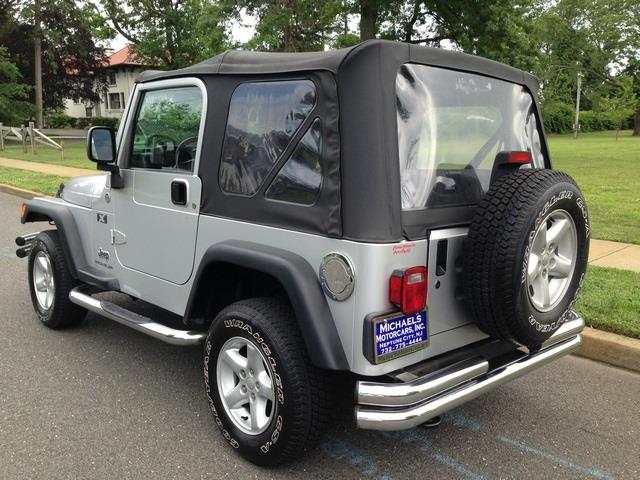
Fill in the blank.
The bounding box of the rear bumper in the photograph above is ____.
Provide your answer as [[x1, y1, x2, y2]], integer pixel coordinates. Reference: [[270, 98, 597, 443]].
[[355, 317, 584, 430]]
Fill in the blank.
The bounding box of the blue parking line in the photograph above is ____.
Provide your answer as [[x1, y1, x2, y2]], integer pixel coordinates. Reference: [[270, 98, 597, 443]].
[[383, 430, 492, 480], [496, 435, 612, 480], [321, 437, 394, 480], [442, 412, 613, 480], [443, 412, 481, 432]]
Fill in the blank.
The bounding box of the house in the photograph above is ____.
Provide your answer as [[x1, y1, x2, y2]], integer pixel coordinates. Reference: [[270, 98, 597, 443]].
[[64, 45, 150, 119]]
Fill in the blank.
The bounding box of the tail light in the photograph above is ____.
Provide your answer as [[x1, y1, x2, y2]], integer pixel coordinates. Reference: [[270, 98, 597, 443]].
[[389, 266, 428, 314], [505, 150, 532, 164]]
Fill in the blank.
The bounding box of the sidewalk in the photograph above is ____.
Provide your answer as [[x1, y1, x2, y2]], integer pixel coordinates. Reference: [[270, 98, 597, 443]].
[[589, 239, 640, 273], [0, 156, 97, 177]]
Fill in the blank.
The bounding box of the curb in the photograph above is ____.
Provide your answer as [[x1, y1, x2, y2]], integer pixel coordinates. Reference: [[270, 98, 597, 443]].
[[575, 327, 640, 372], [0, 183, 41, 199]]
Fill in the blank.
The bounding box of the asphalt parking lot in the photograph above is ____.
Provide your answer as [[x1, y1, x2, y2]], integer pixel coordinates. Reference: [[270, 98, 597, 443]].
[[1, 190, 639, 479]]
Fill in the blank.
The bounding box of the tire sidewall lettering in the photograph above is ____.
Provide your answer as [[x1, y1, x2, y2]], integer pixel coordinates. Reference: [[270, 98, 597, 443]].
[[518, 182, 589, 337], [521, 189, 579, 285], [204, 315, 285, 456]]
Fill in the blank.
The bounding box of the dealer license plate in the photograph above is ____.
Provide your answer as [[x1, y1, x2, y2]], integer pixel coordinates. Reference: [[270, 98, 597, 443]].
[[373, 310, 428, 363]]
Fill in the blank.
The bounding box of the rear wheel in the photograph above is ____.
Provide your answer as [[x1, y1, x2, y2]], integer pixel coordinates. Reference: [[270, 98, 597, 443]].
[[463, 169, 590, 346], [203, 298, 331, 466], [28, 230, 86, 329]]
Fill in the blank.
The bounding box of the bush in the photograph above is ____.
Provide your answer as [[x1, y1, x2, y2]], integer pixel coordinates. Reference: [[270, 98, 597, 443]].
[[88, 116, 120, 129], [542, 103, 574, 134], [47, 112, 74, 128], [542, 104, 635, 134], [579, 111, 616, 132], [73, 117, 91, 129]]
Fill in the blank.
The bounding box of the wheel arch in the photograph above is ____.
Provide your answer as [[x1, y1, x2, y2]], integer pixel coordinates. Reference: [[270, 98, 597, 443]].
[[21, 199, 118, 290], [22, 199, 86, 278], [185, 240, 349, 371]]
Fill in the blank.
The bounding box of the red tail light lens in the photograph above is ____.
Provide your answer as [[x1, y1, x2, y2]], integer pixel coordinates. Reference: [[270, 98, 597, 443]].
[[506, 150, 532, 164], [389, 266, 428, 314]]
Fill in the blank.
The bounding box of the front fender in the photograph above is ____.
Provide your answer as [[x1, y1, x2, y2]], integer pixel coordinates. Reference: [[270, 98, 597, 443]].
[[22, 198, 87, 277], [21, 198, 118, 290], [185, 240, 349, 371]]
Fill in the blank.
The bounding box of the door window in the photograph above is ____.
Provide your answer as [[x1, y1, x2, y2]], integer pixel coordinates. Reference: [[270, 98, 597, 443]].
[[129, 86, 203, 172]]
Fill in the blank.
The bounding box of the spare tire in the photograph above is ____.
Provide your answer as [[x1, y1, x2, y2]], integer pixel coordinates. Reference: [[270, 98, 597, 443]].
[[463, 169, 590, 346]]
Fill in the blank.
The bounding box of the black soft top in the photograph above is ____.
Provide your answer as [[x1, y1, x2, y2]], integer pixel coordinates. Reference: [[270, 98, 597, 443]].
[[134, 40, 546, 242], [136, 40, 539, 93]]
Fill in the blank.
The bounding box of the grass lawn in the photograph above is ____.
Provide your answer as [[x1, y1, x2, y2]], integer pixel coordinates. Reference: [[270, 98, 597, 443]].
[[576, 265, 640, 339], [549, 130, 640, 245], [0, 140, 90, 169], [0, 166, 68, 196]]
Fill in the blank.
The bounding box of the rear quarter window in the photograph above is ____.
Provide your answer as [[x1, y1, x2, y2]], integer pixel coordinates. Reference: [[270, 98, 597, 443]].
[[219, 80, 317, 196]]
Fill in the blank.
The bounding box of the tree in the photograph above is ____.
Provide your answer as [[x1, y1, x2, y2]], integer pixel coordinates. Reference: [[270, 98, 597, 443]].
[[101, 0, 230, 68], [531, 0, 634, 108], [0, 0, 109, 118], [221, 0, 344, 52], [624, 59, 640, 136], [599, 76, 638, 140], [0, 46, 33, 124]]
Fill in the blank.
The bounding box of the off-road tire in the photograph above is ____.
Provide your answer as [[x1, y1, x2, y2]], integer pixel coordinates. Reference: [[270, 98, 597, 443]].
[[203, 298, 332, 466], [28, 230, 86, 328], [463, 169, 589, 346]]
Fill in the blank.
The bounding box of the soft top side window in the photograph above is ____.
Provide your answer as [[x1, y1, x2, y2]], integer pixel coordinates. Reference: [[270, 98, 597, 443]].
[[266, 118, 322, 205], [219, 80, 317, 196]]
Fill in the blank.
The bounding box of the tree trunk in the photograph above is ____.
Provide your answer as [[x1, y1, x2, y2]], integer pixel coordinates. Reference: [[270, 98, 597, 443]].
[[359, 0, 378, 41], [403, 0, 421, 43], [34, 0, 43, 128], [633, 105, 640, 136]]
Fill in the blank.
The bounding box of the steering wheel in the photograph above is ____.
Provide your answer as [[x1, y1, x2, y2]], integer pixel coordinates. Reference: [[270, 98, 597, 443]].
[[144, 133, 178, 168], [175, 136, 198, 170]]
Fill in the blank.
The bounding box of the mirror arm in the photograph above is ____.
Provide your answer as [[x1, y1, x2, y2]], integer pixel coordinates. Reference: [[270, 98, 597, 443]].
[[97, 163, 124, 189]]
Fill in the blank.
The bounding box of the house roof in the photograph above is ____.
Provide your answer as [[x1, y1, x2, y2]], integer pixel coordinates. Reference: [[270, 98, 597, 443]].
[[106, 45, 148, 67]]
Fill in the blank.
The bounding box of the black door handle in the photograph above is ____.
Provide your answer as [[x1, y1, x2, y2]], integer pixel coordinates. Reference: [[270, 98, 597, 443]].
[[171, 180, 188, 205]]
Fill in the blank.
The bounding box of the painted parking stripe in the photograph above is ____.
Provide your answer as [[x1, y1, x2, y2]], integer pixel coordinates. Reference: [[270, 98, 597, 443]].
[[496, 435, 612, 480], [442, 412, 612, 480], [383, 430, 492, 480], [321, 437, 394, 480]]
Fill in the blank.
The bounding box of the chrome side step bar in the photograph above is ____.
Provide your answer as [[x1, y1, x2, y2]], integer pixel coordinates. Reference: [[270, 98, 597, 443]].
[[69, 287, 205, 346], [356, 317, 584, 430]]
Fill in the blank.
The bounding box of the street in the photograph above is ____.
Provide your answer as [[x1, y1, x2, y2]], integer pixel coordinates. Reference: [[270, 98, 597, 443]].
[[1, 191, 638, 480]]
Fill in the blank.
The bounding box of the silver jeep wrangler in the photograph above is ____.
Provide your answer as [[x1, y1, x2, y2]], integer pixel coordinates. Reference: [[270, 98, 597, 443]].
[[17, 40, 589, 466]]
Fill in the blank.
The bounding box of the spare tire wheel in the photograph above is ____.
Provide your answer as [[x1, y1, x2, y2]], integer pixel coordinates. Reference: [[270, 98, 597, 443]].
[[463, 169, 590, 346]]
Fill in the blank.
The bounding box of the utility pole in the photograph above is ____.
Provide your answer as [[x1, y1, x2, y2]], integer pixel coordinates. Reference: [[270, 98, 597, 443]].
[[34, 0, 43, 129], [573, 71, 583, 139]]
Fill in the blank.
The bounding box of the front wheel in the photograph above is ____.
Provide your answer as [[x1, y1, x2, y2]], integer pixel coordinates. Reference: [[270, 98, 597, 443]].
[[203, 298, 331, 466], [28, 230, 86, 329]]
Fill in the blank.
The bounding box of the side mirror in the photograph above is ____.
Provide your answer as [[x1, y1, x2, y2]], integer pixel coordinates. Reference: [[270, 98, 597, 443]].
[[86, 126, 123, 188], [87, 126, 116, 163]]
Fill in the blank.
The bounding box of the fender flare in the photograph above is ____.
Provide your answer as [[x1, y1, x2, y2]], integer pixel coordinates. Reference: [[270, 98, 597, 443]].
[[21, 199, 118, 290], [22, 199, 86, 277], [185, 240, 349, 371]]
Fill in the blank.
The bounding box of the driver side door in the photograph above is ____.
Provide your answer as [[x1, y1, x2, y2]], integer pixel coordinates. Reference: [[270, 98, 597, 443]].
[[113, 79, 206, 285]]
